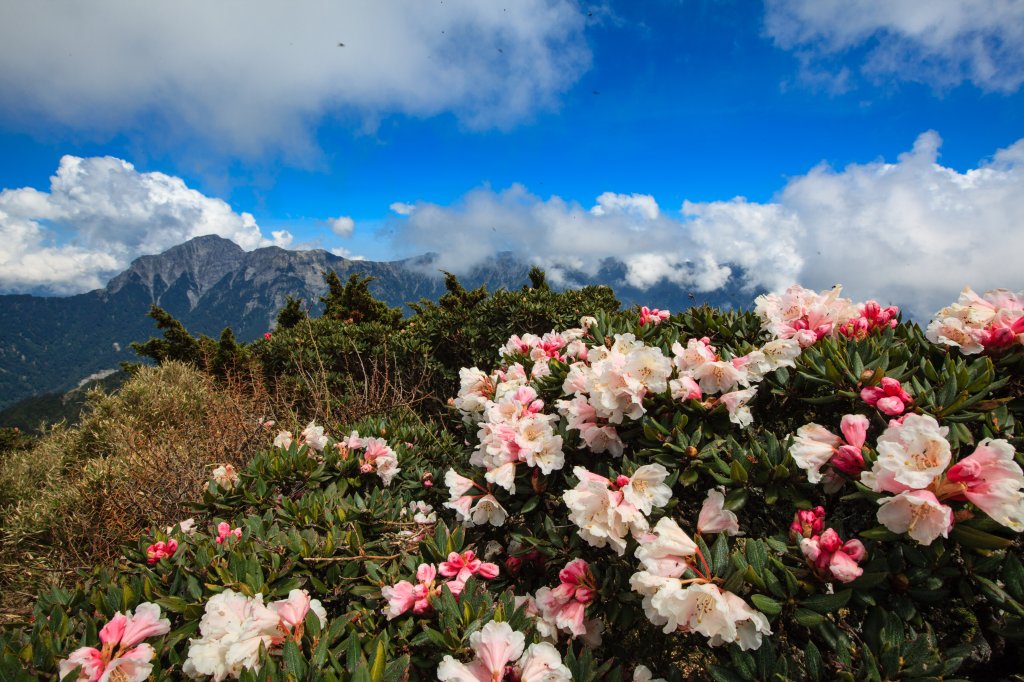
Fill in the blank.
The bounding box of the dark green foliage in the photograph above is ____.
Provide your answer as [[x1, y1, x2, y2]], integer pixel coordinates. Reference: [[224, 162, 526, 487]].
[[275, 296, 306, 330], [131, 305, 211, 367], [321, 271, 403, 328]]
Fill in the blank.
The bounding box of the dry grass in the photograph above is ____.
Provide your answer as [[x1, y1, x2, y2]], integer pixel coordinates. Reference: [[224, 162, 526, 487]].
[[0, 362, 275, 621]]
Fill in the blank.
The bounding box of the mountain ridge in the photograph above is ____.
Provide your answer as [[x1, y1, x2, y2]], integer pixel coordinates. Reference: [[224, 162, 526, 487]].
[[0, 235, 758, 411]]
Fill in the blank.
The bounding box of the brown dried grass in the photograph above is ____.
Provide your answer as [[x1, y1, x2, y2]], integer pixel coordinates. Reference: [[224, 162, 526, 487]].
[[0, 361, 275, 621]]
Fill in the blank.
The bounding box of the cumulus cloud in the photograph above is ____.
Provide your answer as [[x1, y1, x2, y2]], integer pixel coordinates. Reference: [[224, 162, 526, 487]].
[[394, 132, 1024, 317], [765, 0, 1024, 92], [0, 2, 590, 161], [329, 216, 355, 238], [389, 202, 416, 216], [0, 155, 290, 294]]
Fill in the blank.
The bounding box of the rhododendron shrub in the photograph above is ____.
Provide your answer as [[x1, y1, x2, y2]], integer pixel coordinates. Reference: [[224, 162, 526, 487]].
[[4, 285, 1024, 681]]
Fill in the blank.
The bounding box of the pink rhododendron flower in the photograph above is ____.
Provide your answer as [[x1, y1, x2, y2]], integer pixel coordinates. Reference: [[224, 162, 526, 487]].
[[439, 550, 500, 581], [639, 306, 670, 326], [300, 421, 329, 451], [945, 438, 1024, 531], [263, 332, 272, 340], [58, 603, 169, 682], [755, 285, 858, 347], [669, 375, 702, 401], [563, 466, 658, 555], [799, 528, 866, 583], [861, 377, 913, 416], [790, 414, 868, 484], [876, 489, 954, 545], [215, 522, 242, 544], [839, 301, 899, 339], [145, 539, 178, 564], [269, 589, 327, 638], [535, 559, 598, 637], [789, 507, 826, 539], [719, 387, 757, 427], [697, 487, 742, 536]]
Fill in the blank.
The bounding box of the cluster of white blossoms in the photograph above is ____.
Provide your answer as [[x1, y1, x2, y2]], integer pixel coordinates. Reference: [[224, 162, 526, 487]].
[[563, 464, 672, 555], [437, 621, 571, 682], [183, 589, 326, 680], [668, 335, 801, 427], [629, 517, 770, 650], [444, 469, 508, 527], [926, 287, 1024, 355], [755, 284, 859, 348], [471, 384, 564, 493]]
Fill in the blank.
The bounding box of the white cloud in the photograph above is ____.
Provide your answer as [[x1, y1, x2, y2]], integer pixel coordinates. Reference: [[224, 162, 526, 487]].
[[389, 202, 416, 216], [329, 216, 355, 238], [0, 155, 287, 294], [0, 2, 590, 161], [765, 0, 1024, 92], [590, 192, 660, 220], [394, 132, 1024, 317], [330, 247, 365, 261]]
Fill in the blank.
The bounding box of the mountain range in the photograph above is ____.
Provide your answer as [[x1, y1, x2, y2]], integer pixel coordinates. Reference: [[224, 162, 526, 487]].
[[0, 235, 757, 413]]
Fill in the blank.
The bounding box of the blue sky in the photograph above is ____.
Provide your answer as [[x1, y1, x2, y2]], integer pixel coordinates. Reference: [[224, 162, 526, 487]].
[[1, 1, 1022, 315]]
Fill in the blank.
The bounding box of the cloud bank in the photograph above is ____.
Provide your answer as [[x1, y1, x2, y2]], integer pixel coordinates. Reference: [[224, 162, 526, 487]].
[[394, 132, 1024, 318], [765, 0, 1024, 92], [0, 1, 589, 161], [0, 156, 291, 294]]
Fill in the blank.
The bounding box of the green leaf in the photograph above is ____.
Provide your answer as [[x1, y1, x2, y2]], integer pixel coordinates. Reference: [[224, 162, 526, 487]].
[[750, 594, 783, 617], [801, 590, 852, 614], [951, 523, 1014, 550], [281, 639, 307, 679], [794, 608, 826, 627]]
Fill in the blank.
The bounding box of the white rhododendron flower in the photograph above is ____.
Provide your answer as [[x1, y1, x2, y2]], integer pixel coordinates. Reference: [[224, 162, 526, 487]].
[[563, 466, 657, 555], [300, 421, 329, 451], [633, 665, 667, 682], [926, 287, 1024, 354], [720, 387, 757, 427], [437, 621, 570, 682], [273, 430, 293, 449], [697, 487, 742, 536], [862, 414, 951, 493], [621, 464, 672, 516], [210, 464, 240, 490], [634, 517, 698, 578], [876, 489, 953, 546], [183, 590, 282, 680], [790, 424, 843, 484]]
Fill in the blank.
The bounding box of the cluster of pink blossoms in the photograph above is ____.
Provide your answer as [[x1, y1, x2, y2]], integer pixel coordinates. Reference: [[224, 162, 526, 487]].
[[183, 588, 326, 680], [860, 415, 1024, 543], [531, 559, 600, 641], [861, 377, 912, 416], [927, 287, 1024, 354], [838, 300, 899, 339], [629, 508, 770, 650], [791, 508, 866, 583], [215, 521, 242, 545], [499, 328, 588, 366], [639, 306, 670, 326], [145, 538, 178, 564], [437, 621, 571, 682], [755, 284, 861, 348], [337, 430, 401, 486], [563, 465, 672, 555], [790, 414, 870, 490], [382, 550, 499, 619], [59, 603, 170, 682]]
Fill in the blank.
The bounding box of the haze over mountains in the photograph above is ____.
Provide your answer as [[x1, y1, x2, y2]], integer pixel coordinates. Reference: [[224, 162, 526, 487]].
[[0, 235, 757, 411]]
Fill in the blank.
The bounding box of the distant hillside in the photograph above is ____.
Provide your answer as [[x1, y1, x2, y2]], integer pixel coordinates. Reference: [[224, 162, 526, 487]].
[[0, 235, 758, 410]]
